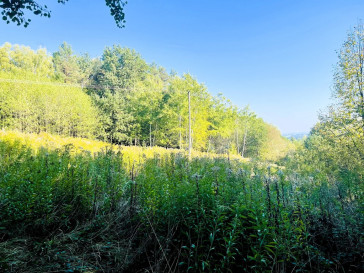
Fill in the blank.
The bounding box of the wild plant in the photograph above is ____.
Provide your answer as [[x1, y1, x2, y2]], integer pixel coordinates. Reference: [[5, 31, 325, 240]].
[[0, 135, 363, 272]]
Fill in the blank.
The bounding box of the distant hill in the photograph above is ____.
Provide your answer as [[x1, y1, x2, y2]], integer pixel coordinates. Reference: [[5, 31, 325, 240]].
[[283, 132, 308, 140]]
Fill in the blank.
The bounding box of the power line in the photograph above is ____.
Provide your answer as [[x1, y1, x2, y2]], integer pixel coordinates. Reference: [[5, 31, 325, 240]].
[[0, 78, 132, 91], [0, 78, 80, 87]]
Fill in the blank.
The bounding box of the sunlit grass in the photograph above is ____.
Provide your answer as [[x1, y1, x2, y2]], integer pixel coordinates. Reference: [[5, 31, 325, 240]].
[[0, 129, 247, 160], [0, 129, 361, 272]]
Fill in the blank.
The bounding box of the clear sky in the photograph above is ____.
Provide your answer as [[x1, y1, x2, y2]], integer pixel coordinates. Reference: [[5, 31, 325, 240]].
[[1, 0, 363, 134]]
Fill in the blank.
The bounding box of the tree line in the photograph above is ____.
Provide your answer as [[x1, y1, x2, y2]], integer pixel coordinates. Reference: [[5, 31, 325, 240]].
[[283, 23, 364, 192], [0, 42, 293, 160]]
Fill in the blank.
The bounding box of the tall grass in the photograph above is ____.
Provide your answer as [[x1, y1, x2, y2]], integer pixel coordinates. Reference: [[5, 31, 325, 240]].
[[0, 132, 362, 272]]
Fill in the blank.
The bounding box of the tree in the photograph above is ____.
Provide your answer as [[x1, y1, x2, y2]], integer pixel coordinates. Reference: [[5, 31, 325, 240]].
[[53, 42, 81, 84], [0, 78, 99, 138], [300, 23, 364, 183], [316, 23, 364, 162], [165, 74, 213, 151], [92, 45, 148, 94], [333, 23, 364, 135], [0, 42, 54, 79], [93, 91, 133, 143], [88, 46, 149, 144], [0, 40, 292, 158], [0, 42, 99, 137], [0, 0, 127, 28], [127, 65, 168, 146], [208, 94, 237, 154]]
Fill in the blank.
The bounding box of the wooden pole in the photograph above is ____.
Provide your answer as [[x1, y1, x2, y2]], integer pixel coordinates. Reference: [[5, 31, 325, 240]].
[[150, 123, 152, 147], [188, 91, 192, 159]]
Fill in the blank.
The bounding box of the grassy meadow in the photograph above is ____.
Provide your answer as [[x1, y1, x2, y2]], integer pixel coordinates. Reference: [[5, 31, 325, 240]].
[[0, 130, 362, 272]]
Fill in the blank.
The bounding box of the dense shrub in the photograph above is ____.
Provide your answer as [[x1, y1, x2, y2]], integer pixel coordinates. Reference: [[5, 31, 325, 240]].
[[0, 136, 362, 272]]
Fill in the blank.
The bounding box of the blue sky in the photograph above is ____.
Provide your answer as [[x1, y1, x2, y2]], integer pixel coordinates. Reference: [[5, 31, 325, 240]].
[[1, 0, 363, 134]]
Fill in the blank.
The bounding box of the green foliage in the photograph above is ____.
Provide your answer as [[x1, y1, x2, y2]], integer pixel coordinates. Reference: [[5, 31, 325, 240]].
[[0, 0, 127, 28], [0, 41, 292, 160], [0, 138, 362, 272], [0, 43, 101, 138], [0, 42, 54, 78], [277, 23, 364, 272], [283, 23, 364, 211], [0, 0, 55, 27], [93, 45, 149, 92], [53, 42, 82, 84], [312, 23, 364, 170], [0, 78, 99, 138], [93, 90, 134, 143]]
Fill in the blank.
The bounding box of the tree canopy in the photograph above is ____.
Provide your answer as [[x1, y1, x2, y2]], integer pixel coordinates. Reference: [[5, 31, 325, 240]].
[[0, 0, 127, 27], [283, 23, 364, 190], [0, 41, 293, 160]]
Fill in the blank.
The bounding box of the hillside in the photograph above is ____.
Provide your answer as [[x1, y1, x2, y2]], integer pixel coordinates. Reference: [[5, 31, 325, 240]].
[[0, 42, 293, 162]]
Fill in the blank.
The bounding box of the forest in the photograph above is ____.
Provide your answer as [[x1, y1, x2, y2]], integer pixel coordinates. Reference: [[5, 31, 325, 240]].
[[0, 23, 363, 272], [0, 41, 293, 160]]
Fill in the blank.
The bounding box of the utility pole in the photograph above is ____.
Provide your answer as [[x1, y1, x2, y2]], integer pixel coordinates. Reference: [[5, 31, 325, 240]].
[[149, 123, 152, 148], [242, 125, 248, 158], [179, 114, 182, 149], [188, 91, 192, 159]]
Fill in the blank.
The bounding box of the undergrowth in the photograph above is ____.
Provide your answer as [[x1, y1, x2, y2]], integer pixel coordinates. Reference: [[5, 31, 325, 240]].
[[0, 136, 363, 272]]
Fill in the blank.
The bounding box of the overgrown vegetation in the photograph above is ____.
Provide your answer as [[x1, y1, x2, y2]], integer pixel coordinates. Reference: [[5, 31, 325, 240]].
[[0, 132, 362, 272], [0, 21, 364, 273]]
